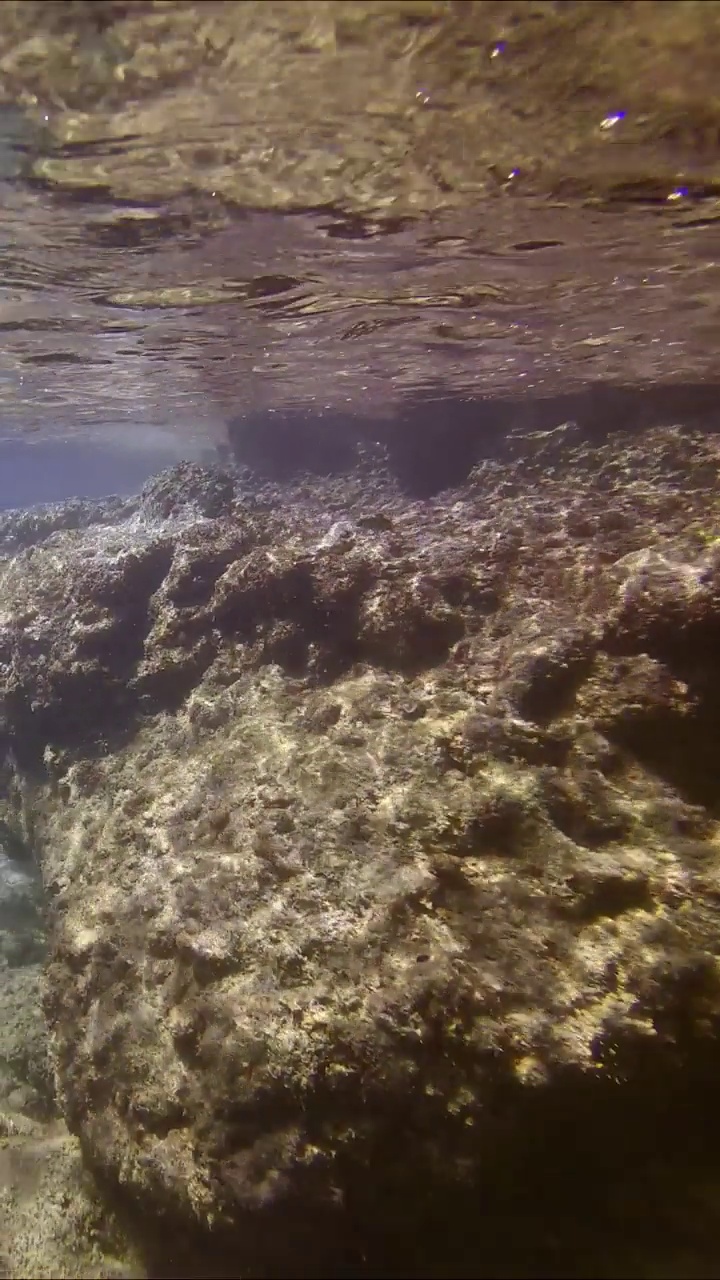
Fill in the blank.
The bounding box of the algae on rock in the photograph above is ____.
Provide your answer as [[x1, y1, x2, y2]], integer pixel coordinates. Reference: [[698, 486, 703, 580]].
[[0, 440, 720, 1274]]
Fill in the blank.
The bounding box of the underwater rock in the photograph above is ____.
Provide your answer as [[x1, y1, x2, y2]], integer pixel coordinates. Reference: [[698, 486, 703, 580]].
[[138, 461, 237, 522], [0, 816, 51, 1122], [0, 1113, 142, 1279], [0, 964, 51, 1120], [1, 436, 720, 1274]]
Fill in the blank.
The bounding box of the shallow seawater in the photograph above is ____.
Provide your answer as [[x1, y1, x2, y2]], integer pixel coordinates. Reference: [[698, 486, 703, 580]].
[[1, 2, 720, 1277], [0, 1, 717, 482]]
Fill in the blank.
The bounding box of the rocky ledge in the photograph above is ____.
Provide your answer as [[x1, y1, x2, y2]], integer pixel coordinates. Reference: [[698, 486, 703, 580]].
[[3, 422, 720, 1277]]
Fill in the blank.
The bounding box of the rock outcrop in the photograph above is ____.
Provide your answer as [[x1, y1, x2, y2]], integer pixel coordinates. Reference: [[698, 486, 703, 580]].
[[2, 428, 720, 1276]]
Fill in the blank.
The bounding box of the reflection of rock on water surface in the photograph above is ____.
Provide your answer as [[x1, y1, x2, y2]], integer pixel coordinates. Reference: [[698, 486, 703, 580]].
[[0, 4, 720, 436], [0, 424, 719, 1275]]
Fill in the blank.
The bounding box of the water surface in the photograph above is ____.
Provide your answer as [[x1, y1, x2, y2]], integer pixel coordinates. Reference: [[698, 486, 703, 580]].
[[0, 1, 717, 486]]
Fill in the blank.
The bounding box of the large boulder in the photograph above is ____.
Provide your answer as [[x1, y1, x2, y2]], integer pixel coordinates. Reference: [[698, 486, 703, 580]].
[[2, 440, 720, 1275]]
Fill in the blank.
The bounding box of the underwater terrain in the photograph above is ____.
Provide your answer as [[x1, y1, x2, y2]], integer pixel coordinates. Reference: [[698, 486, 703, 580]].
[[1, 2, 720, 1277], [3, 425, 720, 1276]]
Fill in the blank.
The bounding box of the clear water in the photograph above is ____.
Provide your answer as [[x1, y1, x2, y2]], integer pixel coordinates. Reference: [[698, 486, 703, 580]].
[[1, 2, 720, 1277], [0, 2, 716, 496]]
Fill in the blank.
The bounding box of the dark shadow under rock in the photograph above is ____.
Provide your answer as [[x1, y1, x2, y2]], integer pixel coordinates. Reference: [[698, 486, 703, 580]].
[[101, 1039, 720, 1280], [227, 383, 720, 498]]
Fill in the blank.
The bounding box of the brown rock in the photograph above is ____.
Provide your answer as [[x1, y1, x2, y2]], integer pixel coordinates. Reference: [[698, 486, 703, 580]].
[[0, 434, 718, 1276]]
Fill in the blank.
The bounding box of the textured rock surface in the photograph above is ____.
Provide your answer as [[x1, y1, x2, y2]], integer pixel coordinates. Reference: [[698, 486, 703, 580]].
[[2, 432, 720, 1274], [0, 1113, 142, 1280], [0, 814, 51, 1124]]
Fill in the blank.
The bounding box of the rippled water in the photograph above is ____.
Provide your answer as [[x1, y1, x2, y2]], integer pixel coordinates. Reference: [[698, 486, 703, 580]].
[[0, 0, 717, 485]]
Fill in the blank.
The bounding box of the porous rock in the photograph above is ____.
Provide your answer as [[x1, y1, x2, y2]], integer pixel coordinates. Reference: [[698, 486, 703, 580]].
[[2, 435, 720, 1274]]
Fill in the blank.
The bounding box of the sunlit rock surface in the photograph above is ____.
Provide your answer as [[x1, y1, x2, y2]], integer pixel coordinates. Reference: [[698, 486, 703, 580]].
[[0, 428, 719, 1275]]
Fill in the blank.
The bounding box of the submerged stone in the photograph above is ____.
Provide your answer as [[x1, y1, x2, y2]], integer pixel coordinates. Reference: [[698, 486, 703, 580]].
[[0, 434, 719, 1275]]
